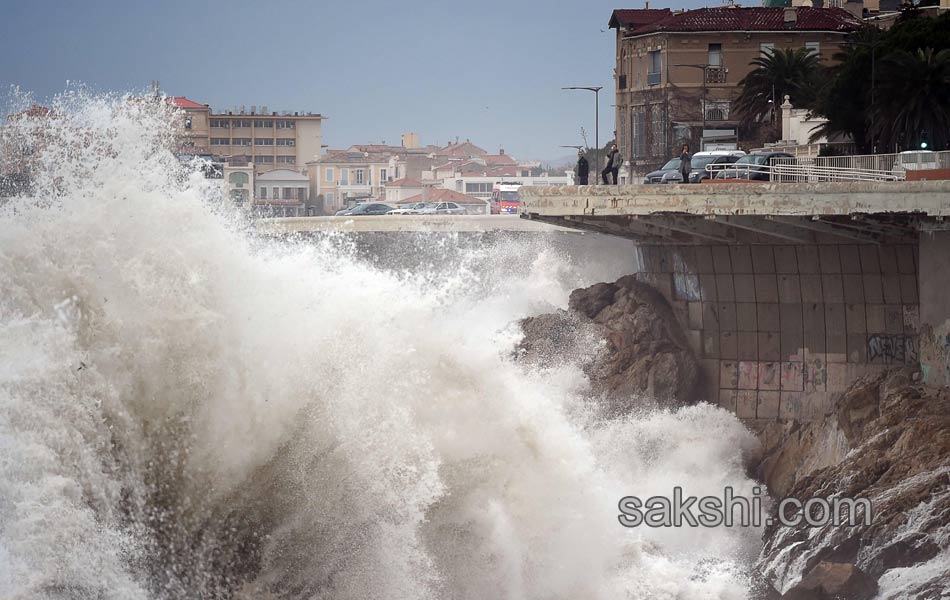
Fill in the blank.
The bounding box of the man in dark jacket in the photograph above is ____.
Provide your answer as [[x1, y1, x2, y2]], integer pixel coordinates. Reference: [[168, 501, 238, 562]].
[[679, 144, 692, 183], [575, 150, 589, 185], [601, 144, 621, 184]]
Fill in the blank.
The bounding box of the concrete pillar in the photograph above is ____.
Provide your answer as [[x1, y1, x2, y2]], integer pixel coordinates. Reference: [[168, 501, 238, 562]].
[[781, 95, 794, 143]]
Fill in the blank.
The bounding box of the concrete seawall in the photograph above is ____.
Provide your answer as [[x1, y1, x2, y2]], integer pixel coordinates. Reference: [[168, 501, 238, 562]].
[[521, 181, 950, 428]]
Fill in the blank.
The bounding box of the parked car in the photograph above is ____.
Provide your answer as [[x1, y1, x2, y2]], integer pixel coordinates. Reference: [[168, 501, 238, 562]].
[[642, 158, 682, 184], [892, 150, 940, 176], [387, 202, 429, 215], [335, 202, 394, 216], [687, 151, 746, 183], [418, 201, 466, 215], [715, 152, 794, 181]]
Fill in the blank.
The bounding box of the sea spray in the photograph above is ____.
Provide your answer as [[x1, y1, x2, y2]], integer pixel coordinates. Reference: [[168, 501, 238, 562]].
[[1, 91, 763, 599]]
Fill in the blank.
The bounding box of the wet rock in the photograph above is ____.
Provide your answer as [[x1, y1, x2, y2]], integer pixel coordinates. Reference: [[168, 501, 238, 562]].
[[518, 274, 700, 410], [781, 562, 877, 600], [757, 369, 950, 595]]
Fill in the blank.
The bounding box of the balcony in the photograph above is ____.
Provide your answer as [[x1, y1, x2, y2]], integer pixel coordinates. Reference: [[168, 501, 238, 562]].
[[705, 66, 726, 84]]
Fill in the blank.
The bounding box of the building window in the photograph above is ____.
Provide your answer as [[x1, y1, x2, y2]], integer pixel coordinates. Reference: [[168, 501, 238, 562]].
[[760, 43, 775, 57], [276, 120, 296, 129], [708, 43, 723, 67], [296, 187, 306, 200], [259, 187, 267, 199], [278, 156, 296, 164], [229, 172, 249, 186], [254, 120, 274, 128], [379, 168, 387, 182], [465, 182, 493, 194], [647, 50, 662, 86], [275, 139, 296, 146], [326, 192, 334, 204], [340, 169, 349, 185], [211, 119, 230, 128], [184, 116, 192, 130], [272, 187, 279, 199], [255, 138, 273, 146], [354, 169, 365, 184], [806, 42, 820, 56], [256, 156, 274, 163], [326, 168, 334, 182], [233, 119, 251, 128], [232, 138, 252, 146], [211, 138, 229, 145], [282, 187, 293, 199]]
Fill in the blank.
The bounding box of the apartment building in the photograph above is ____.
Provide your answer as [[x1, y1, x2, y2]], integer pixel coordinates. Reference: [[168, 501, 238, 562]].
[[609, 6, 861, 178], [308, 148, 396, 212], [170, 97, 324, 174]]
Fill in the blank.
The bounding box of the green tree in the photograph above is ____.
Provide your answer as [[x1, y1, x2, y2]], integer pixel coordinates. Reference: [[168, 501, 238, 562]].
[[809, 12, 950, 152], [735, 47, 821, 126], [872, 48, 950, 151]]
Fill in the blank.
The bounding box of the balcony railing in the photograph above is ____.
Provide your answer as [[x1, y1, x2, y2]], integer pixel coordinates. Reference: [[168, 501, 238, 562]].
[[705, 66, 726, 84]]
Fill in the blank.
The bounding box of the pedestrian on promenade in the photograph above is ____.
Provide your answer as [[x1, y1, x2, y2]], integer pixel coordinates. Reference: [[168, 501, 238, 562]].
[[575, 149, 590, 185], [601, 144, 621, 184], [679, 144, 692, 183]]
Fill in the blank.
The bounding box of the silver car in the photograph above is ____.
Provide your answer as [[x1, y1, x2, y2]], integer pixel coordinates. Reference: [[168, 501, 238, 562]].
[[419, 201, 466, 215]]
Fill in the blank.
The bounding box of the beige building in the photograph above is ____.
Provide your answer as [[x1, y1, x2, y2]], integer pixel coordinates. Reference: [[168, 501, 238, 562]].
[[170, 97, 324, 175], [609, 7, 861, 178]]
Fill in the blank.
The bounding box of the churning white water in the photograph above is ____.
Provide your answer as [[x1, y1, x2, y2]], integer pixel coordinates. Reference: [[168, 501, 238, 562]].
[[0, 92, 763, 599]]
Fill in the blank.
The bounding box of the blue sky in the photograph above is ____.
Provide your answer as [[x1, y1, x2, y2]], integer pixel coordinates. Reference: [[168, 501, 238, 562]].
[[2, 0, 705, 161]]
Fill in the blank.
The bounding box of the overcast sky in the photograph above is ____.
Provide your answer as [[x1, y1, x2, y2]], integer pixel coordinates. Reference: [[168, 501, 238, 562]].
[[2, 0, 707, 161]]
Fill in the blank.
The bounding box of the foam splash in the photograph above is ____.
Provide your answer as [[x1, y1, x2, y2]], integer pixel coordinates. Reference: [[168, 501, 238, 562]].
[[0, 90, 763, 599]]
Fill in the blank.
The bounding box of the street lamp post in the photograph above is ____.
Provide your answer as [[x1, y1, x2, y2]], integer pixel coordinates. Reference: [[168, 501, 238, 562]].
[[673, 64, 709, 151], [562, 86, 603, 179], [853, 37, 882, 153]]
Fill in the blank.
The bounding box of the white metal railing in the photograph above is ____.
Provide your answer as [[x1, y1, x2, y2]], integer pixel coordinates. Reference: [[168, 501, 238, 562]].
[[704, 151, 950, 183]]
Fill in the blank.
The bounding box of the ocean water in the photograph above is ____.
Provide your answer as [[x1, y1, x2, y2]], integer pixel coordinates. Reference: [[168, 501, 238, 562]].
[[0, 92, 763, 599]]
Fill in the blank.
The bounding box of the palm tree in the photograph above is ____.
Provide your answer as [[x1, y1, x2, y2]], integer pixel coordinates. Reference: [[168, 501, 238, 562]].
[[735, 47, 822, 126], [871, 47, 950, 151]]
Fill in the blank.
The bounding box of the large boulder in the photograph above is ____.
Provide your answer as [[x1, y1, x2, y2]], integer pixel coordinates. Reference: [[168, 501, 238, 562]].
[[518, 274, 700, 411], [757, 369, 950, 596], [781, 562, 877, 600]]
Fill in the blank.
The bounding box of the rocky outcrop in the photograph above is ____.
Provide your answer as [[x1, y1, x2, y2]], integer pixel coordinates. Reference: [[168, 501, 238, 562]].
[[518, 274, 700, 410], [781, 562, 878, 600], [757, 368, 950, 597]]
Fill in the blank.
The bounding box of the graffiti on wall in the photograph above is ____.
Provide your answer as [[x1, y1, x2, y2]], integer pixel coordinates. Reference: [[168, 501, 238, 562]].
[[867, 334, 919, 365]]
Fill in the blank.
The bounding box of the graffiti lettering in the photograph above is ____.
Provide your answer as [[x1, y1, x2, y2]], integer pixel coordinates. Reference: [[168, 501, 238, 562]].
[[867, 334, 919, 364]]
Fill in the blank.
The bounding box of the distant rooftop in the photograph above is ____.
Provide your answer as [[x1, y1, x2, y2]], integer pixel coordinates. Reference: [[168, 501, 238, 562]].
[[609, 6, 861, 35]]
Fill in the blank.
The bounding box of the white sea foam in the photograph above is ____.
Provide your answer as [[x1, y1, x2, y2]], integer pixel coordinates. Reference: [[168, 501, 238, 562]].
[[0, 90, 763, 599]]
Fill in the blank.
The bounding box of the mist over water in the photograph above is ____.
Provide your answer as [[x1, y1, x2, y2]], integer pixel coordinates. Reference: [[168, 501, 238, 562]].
[[0, 92, 763, 599]]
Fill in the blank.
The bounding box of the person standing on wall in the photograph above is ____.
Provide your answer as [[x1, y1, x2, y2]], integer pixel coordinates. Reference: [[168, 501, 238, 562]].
[[679, 144, 692, 183], [601, 144, 621, 184], [575, 149, 590, 185]]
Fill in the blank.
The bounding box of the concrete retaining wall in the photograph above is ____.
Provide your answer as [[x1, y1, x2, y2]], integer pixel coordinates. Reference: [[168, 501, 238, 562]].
[[634, 242, 921, 428]]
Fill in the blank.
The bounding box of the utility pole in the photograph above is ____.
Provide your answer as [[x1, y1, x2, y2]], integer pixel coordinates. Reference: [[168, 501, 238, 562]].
[[563, 86, 603, 178]]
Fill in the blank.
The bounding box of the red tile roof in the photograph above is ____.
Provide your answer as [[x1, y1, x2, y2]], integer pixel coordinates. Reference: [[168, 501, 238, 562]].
[[386, 178, 423, 187], [397, 189, 485, 205], [169, 96, 208, 109], [608, 9, 672, 29], [623, 7, 861, 35], [482, 154, 517, 166]]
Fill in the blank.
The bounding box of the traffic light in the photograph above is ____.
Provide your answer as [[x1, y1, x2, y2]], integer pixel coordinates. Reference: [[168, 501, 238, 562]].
[[921, 141, 928, 149], [920, 131, 930, 149]]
